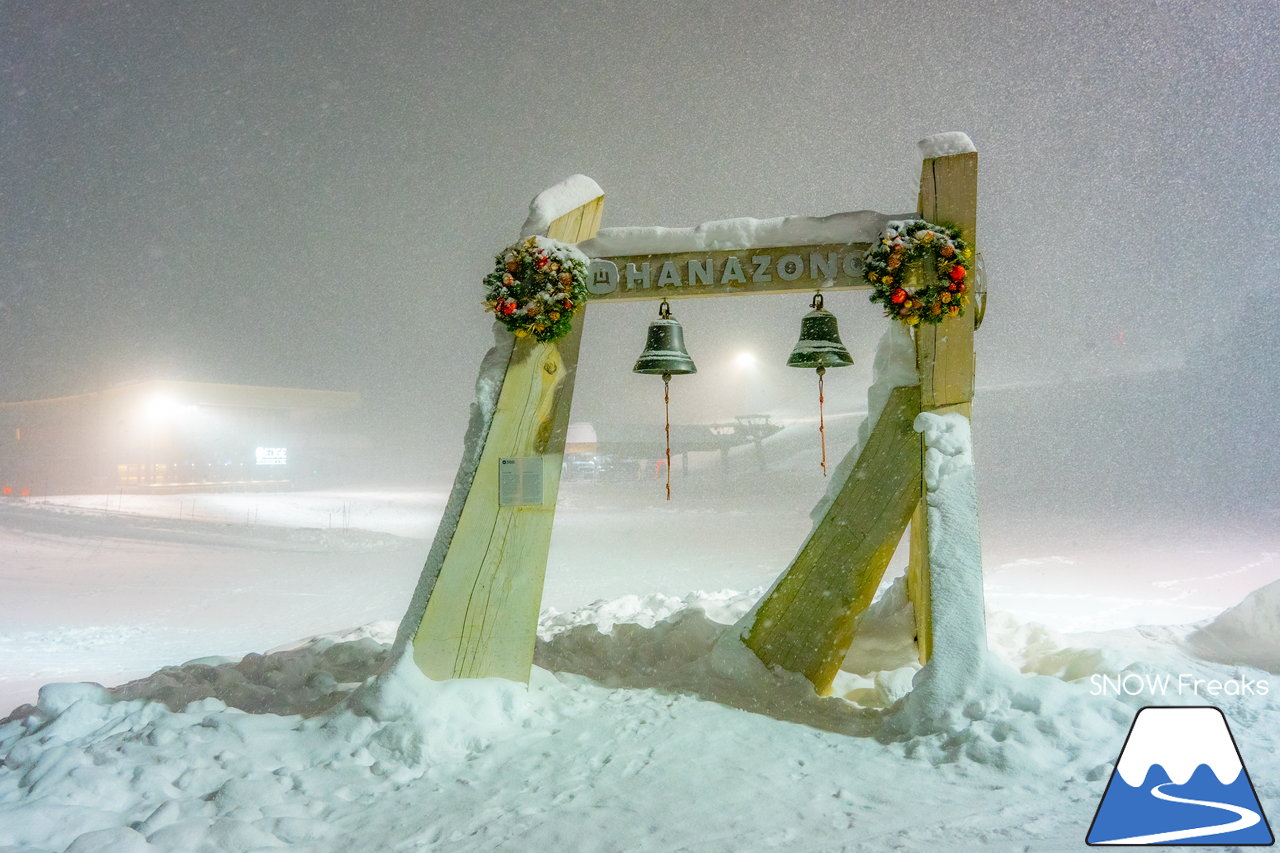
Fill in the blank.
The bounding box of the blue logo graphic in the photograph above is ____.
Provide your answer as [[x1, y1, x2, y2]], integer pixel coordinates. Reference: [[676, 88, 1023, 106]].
[[1088, 706, 1273, 846]]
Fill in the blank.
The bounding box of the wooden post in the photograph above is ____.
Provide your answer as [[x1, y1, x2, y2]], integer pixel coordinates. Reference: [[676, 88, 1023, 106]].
[[907, 149, 979, 663], [396, 192, 603, 683], [741, 384, 922, 694]]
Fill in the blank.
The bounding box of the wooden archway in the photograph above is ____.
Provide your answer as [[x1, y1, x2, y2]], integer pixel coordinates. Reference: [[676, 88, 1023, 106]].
[[393, 136, 985, 695]]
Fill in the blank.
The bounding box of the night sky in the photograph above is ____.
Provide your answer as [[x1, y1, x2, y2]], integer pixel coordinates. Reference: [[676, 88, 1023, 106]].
[[2, 1, 1277, 507]]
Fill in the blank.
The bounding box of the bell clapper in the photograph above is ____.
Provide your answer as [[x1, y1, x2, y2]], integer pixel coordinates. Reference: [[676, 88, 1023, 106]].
[[662, 372, 672, 501], [817, 366, 827, 477]]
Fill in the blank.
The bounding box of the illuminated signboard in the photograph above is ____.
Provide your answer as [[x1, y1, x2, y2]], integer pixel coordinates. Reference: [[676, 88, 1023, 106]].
[[255, 447, 288, 466]]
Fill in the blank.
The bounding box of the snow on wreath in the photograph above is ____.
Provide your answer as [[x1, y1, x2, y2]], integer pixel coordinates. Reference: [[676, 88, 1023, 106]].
[[483, 236, 590, 342], [864, 219, 971, 326]]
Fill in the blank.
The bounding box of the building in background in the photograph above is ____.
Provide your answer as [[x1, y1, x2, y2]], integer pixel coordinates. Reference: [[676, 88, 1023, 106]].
[[0, 380, 365, 495]]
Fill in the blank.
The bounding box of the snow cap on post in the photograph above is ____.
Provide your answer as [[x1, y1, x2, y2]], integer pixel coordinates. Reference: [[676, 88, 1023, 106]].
[[520, 174, 604, 238], [917, 132, 976, 159]]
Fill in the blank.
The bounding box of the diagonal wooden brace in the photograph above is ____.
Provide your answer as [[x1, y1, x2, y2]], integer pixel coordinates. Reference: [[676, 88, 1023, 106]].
[[741, 384, 922, 694]]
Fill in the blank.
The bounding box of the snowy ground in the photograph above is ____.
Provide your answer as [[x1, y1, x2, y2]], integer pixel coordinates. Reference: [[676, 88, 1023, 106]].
[[1, 481, 1278, 851]]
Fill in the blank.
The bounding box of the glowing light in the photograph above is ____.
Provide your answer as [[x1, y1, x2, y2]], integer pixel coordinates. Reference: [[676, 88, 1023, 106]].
[[142, 394, 182, 424], [138, 394, 197, 430], [734, 351, 757, 368]]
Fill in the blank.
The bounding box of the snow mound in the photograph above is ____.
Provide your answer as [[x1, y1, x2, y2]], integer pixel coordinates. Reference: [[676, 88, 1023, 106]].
[[519, 174, 603, 239], [918, 131, 976, 158], [1186, 578, 1280, 672], [538, 588, 756, 637], [0, 652, 554, 852], [2, 627, 397, 724], [579, 209, 904, 257], [883, 651, 1131, 772]]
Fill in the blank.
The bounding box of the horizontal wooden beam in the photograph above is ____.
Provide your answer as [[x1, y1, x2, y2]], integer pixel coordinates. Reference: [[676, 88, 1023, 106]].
[[586, 242, 873, 302]]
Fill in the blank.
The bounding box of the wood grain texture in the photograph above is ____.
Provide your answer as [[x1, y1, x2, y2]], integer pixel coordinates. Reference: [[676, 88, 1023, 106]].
[[909, 150, 981, 664], [915, 152, 978, 410], [410, 327, 583, 680], [741, 384, 923, 694], [406, 192, 602, 683], [906, 501, 931, 663]]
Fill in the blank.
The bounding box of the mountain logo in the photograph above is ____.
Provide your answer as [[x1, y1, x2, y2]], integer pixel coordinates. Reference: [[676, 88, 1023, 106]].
[[1087, 706, 1274, 846]]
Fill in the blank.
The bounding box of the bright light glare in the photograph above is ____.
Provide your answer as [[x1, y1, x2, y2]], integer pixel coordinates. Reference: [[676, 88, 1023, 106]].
[[142, 394, 181, 423], [734, 351, 757, 368], [140, 394, 196, 427]]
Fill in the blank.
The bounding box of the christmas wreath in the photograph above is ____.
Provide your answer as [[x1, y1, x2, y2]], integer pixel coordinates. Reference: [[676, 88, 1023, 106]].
[[863, 220, 971, 325], [483, 236, 590, 342]]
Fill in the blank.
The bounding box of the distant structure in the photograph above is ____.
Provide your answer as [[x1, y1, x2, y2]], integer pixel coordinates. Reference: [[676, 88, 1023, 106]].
[[0, 380, 364, 495], [563, 416, 784, 479]]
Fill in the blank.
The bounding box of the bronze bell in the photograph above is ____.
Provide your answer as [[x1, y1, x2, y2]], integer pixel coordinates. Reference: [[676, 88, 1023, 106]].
[[786, 293, 853, 370], [633, 300, 697, 376]]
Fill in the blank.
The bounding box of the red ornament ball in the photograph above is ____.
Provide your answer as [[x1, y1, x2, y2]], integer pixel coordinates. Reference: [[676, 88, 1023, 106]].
[[949, 265, 966, 283], [890, 288, 907, 304]]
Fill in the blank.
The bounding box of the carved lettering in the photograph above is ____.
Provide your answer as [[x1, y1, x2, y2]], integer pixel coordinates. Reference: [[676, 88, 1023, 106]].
[[776, 254, 804, 281], [626, 263, 651, 290], [687, 259, 714, 287], [657, 261, 681, 288], [811, 252, 836, 281], [720, 256, 747, 285], [751, 255, 773, 282]]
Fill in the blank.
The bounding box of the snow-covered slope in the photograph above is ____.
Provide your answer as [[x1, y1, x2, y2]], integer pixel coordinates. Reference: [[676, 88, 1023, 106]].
[[1186, 578, 1280, 673]]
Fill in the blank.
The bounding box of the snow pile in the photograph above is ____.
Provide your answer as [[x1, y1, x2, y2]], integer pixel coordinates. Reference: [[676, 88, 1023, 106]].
[[836, 575, 924, 708], [110, 635, 391, 717], [538, 589, 756, 638], [519, 174, 603, 239], [4, 585, 1280, 852], [874, 412, 1134, 771], [1186, 578, 1280, 672], [912, 411, 987, 681], [579, 209, 908, 257], [0, 651, 554, 853], [885, 651, 1131, 773], [917, 131, 976, 159]]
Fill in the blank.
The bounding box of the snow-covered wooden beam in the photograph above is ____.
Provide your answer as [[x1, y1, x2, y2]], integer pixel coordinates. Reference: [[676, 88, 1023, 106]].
[[577, 209, 912, 303], [393, 179, 603, 683], [907, 133, 982, 662]]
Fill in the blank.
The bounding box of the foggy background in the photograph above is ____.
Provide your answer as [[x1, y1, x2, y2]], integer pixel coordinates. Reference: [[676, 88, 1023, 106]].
[[2, 0, 1277, 531]]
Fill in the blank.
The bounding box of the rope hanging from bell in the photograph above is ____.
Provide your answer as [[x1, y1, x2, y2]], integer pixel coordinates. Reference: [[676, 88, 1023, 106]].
[[785, 292, 853, 476], [633, 299, 696, 499]]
